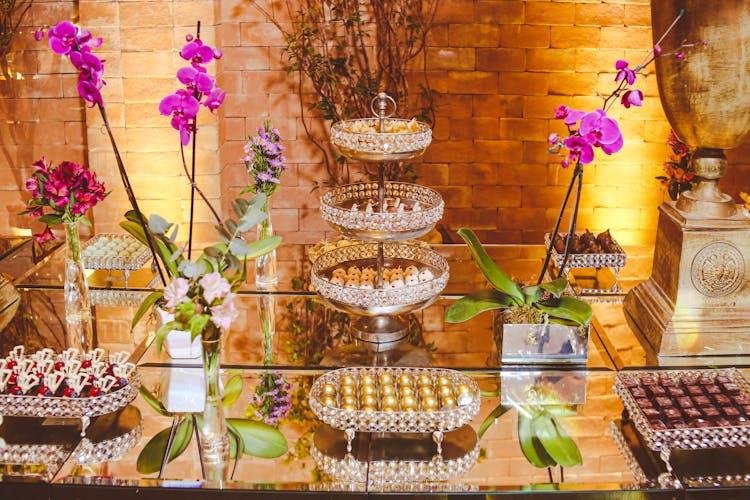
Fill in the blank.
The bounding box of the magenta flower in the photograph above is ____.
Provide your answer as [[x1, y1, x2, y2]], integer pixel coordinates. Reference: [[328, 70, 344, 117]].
[[621, 89, 643, 108], [35, 227, 55, 244], [547, 133, 561, 146], [48, 21, 102, 55], [177, 66, 214, 93], [579, 109, 623, 155], [203, 87, 226, 112], [554, 105, 586, 127], [615, 60, 636, 85], [563, 135, 594, 165], [180, 39, 216, 65], [159, 89, 200, 145]]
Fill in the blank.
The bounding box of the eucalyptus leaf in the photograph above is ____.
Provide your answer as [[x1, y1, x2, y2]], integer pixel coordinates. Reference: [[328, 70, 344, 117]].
[[215, 224, 233, 244], [232, 198, 249, 218], [222, 375, 243, 408], [237, 208, 266, 233], [148, 213, 171, 235], [445, 289, 515, 323], [136, 418, 193, 474], [228, 238, 253, 257], [226, 419, 287, 458], [226, 219, 238, 236], [457, 228, 524, 305]]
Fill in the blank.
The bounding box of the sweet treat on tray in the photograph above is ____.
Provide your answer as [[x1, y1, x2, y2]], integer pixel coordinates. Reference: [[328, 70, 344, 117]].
[[341, 118, 421, 134], [81, 233, 151, 271], [348, 197, 422, 214], [619, 372, 750, 430], [0, 346, 135, 399], [553, 229, 621, 254], [83, 235, 145, 257], [322, 264, 436, 289]]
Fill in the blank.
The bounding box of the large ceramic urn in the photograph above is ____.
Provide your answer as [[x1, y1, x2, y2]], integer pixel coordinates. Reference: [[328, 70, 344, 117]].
[[652, 0, 750, 218], [624, 1, 750, 360]]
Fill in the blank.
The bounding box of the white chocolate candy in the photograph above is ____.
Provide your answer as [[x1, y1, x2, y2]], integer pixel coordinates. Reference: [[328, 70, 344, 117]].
[[418, 269, 435, 282], [46, 372, 65, 393], [389, 279, 405, 289]]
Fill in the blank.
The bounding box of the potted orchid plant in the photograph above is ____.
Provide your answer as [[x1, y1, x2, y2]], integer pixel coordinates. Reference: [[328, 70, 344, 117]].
[[445, 228, 592, 364]]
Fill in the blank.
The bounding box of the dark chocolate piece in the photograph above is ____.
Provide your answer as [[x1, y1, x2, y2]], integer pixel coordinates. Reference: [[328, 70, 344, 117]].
[[713, 417, 732, 427], [699, 376, 714, 385], [636, 398, 653, 409], [683, 407, 702, 419], [630, 387, 647, 398], [712, 394, 731, 406], [649, 419, 668, 430], [648, 385, 667, 397], [702, 406, 721, 418], [692, 395, 712, 407], [692, 419, 713, 428], [686, 385, 704, 396], [676, 396, 694, 408], [722, 406, 741, 417], [743, 405, 750, 415], [722, 383, 741, 394], [733, 396, 750, 406], [659, 377, 676, 387], [655, 396, 674, 408], [671, 420, 689, 429], [640, 376, 657, 386], [642, 408, 661, 418], [680, 375, 698, 386], [663, 407, 682, 419], [667, 387, 685, 397], [704, 384, 721, 395]]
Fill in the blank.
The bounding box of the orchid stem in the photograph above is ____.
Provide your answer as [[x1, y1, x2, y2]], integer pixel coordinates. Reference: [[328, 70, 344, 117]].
[[97, 103, 166, 285], [187, 20, 201, 259], [180, 144, 222, 225], [557, 166, 583, 278]]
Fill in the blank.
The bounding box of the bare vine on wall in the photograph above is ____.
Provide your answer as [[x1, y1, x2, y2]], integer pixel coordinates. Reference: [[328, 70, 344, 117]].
[[0, 0, 32, 78], [251, 0, 439, 186]]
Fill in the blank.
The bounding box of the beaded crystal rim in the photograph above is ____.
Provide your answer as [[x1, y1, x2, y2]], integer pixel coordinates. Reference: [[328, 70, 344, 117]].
[[0, 372, 140, 419], [73, 418, 143, 464], [309, 367, 480, 434], [614, 368, 750, 452], [320, 182, 444, 237], [311, 243, 449, 310], [81, 233, 151, 271], [331, 119, 432, 155], [310, 438, 480, 484], [609, 420, 652, 488], [545, 233, 626, 269]]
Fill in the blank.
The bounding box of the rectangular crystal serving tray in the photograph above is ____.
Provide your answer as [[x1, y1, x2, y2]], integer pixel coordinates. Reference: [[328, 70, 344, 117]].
[[544, 232, 626, 270], [309, 367, 480, 435], [81, 233, 151, 271], [614, 368, 750, 453]]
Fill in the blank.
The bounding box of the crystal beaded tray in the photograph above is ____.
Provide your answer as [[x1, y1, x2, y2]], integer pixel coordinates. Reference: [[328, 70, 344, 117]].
[[311, 243, 449, 316], [320, 182, 444, 241], [545, 232, 626, 270], [331, 118, 432, 162], [309, 367, 480, 436], [81, 233, 151, 271], [614, 368, 750, 453]]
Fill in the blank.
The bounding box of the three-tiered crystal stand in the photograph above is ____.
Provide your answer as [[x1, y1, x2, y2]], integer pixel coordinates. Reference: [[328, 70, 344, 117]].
[[312, 93, 448, 348]]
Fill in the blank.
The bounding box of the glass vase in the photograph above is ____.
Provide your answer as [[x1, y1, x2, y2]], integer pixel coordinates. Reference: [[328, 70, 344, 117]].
[[255, 201, 278, 288], [200, 333, 230, 485], [64, 221, 93, 351]]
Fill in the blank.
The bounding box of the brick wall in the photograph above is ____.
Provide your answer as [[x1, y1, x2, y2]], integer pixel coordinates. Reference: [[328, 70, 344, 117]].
[[4, 0, 750, 262]]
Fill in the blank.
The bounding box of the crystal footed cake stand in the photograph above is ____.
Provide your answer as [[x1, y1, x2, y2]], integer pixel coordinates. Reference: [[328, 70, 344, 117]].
[[318, 92, 445, 346]]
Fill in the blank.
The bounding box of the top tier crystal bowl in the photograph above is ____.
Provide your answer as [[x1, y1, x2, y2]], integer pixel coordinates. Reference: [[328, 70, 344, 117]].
[[331, 118, 432, 162], [321, 182, 444, 241]]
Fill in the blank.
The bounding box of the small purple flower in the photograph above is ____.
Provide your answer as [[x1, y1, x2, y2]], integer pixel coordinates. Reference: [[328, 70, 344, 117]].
[[621, 89, 643, 108], [615, 60, 636, 85], [554, 105, 586, 127], [34, 30, 44, 41], [203, 87, 226, 112], [547, 133, 560, 146]]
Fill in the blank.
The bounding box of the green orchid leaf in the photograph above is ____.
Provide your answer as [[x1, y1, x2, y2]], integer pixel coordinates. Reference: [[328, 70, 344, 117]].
[[139, 385, 170, 416], [222, 375, 243, 408], [131, 290, 163, 330], [154, 322, 174, 355], [536, 296, 592, 327], [544, 404, 578, 417], [79, 216, 92, 227], [457, 228, 524, 305], [518, 412, 557, 468], [532, 412, 582, 468], [445, 289, 515, 323], [154, 239, 178, 277], [119, 220, 148, 247], [136, 418, 194, 474], [523, 277, 568, 304], [226, 419, 287, 458], [477, 403, 511, 440], [188, 314, 210, 342]]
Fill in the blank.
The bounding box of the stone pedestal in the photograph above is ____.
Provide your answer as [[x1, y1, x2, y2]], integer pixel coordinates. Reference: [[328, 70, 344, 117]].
[[624, 203, 750, 357]]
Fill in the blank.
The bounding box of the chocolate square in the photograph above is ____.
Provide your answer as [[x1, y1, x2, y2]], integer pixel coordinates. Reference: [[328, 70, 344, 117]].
[[642, 408, 661, 418], [712, 394, 731, 406], [671, 420, 690, 429], [680, 375, 698, 386], [743, 405, 750, 415], [686, 385, 704, 396], [692, 395, 712, 407], [715, 375, 732, 385], [683, 407, 702, 419], [636, 398, 653, 409], [722, 383, 741, 395], [733, 395, 750, 406], [649, 419, 668, 430], [722, 406, 741, 417], [649, 385, 667, 397], [692, 419, 713, 428], [640, 376, 658, 386], [663, 407, 682, 419], [659, 377, 676, 387], [667, 387, 686, 397], [676, 396, 694, 408], [699, 376, 714, 385], [630, 387, 647, 398], [713, 417, 732, 427], [704, 384, 721, 395], [702, 405, 721, 418], [621, 377, 639, 388], [655, 396, 674, 408]]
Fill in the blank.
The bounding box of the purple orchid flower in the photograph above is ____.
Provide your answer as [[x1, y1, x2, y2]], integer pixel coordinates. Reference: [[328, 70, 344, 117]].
[[159, 89, 200, 145], [563, 135, 594, 165], [579, 109, 623, 155], [203, 87, 226, 112], [177, 66, 215, 93], [621, 89, 644, 108], [554, 105, 586, 127], [615, 60, 636, 85], [180, 39, 216, 65]]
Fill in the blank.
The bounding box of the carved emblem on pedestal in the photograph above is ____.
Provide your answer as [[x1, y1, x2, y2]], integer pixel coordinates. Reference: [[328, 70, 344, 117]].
[[690, 241, 745, 297]]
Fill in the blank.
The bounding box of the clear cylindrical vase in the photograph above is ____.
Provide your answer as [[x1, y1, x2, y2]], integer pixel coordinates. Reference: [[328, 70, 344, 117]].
[[255, 201, 278, 287], [200, 334, 230, 485], [64, 222, 93, 351]]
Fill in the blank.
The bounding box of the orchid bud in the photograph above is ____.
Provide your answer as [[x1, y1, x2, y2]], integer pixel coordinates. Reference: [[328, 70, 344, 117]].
[[675, 52, 685, 61], [185, 34, 194, 42], [213, 48, 223, 59], [34, 29, 44, 41], [653, 44, 662, 55]]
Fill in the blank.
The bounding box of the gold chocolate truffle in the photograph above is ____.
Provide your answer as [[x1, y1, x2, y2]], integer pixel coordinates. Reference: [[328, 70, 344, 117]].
[[441, 396, 457, 408], [421, 395, 438, 410], [381, 394, 398, 409], [417, 374, 433, 387], [438, 385, 454, 399], [360, 384, 377, 397], [378, 372, 394, 385], [380, 384, 396, 397], [399, 386, 415, 398], [340, 385, 356, 397], [398, 374, 414, 387], [322, 383, 337, 396], [437, 375, 451, 387], [361, 394, 377, 408], [322, 396, 337, 407], [360, 374, 376, 386], [341, 403, 358, 411], [401, 394, 418, 409], [419, 386, 435, 398], [341, 395, 357, 407], [340, 375, 356, 387]]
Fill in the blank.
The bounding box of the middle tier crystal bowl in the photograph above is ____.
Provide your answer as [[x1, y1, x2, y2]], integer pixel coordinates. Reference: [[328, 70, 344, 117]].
[[321, 182, 444, 241], [311, 242, 449, 317]]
